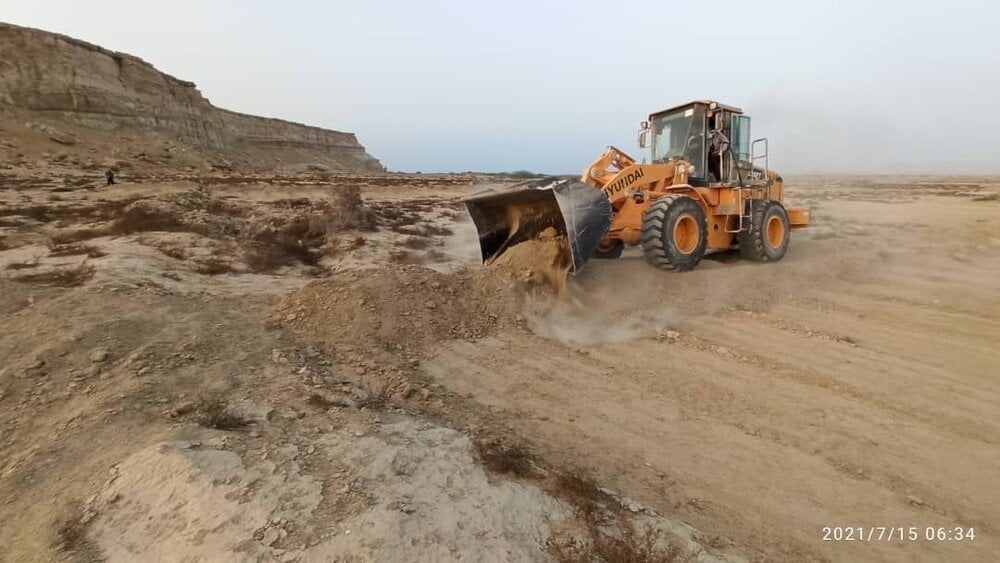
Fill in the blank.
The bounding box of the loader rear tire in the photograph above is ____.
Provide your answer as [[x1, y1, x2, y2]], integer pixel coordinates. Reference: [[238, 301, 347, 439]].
[[738, 200, 789, 262], [641, 195, 707, 272]]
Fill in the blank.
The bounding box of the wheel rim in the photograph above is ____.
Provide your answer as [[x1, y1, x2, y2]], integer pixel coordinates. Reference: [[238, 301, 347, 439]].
[[766, 215, 785, 249], [673, 214, 698, 254]]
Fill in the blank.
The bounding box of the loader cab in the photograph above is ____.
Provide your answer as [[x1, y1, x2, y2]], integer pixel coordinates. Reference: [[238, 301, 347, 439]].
[[645, 100, 751, 187]]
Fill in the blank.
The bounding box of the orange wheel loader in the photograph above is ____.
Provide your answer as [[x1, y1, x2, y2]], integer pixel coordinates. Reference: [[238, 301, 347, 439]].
[[465, 100, 810, 274]]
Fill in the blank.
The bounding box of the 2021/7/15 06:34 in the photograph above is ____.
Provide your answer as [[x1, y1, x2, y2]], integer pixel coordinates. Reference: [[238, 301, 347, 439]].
[[822, 526, 976, 542]]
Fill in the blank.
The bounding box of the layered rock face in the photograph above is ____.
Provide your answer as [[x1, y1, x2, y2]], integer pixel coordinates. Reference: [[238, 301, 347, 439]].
[[0, 23, 383, 171]]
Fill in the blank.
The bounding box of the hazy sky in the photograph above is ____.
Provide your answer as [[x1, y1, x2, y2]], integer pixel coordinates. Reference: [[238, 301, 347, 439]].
[[2, 1, 998, 174]]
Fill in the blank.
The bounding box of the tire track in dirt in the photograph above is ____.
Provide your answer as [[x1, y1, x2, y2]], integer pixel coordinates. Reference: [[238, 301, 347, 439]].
[[411, 187, 1000, 562]]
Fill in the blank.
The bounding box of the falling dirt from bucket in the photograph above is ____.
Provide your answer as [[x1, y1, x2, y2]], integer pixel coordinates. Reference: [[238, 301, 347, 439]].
[[486, 227, 572, 295]]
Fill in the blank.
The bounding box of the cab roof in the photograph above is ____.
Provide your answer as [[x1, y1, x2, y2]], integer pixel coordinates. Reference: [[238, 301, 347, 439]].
[[649, 100, 743, 119]]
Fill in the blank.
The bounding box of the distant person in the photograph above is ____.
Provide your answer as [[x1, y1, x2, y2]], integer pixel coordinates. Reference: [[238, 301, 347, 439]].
[[105, 169, 116, 186]]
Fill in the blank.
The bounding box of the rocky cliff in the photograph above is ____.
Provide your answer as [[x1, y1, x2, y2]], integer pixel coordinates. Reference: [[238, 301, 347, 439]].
[[0, 23, 384, 172]]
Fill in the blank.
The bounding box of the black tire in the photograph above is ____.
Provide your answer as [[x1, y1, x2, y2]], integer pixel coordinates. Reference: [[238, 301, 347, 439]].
[[592, 240, 624, 259], [738, 200, 790, 262], [640, 195, 707, 271]]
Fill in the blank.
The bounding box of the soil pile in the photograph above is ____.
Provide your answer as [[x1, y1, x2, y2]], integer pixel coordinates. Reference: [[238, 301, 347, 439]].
[[276, 265, 537, 394]]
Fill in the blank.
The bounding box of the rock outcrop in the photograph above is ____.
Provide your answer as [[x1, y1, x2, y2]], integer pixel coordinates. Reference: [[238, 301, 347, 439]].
[[0, 23, 383, 172]]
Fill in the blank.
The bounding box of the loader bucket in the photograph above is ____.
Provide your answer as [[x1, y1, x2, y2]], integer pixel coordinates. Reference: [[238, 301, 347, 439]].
[[464, 177, 612, 274]]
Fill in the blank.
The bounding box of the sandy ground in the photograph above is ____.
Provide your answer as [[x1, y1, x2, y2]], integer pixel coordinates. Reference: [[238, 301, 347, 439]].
[[1, 169, 998, 562], [421, 177, 1000, 561]]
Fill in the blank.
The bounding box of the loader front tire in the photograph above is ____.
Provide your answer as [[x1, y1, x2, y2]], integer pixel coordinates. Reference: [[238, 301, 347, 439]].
[[738, 200, 789, 262], [641, 195, 707, 272], [592, 240, 624, 259]]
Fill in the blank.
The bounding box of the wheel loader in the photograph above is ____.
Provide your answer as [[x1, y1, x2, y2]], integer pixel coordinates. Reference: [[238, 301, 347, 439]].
[[465, 100, 810, 275]]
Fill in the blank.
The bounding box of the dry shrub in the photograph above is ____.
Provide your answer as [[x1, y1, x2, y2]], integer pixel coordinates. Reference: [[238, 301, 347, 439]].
[[273, 197, 313, 209], [6, 260, 39, 270], [18, 205, 53, 223], [420, 223, 454, 237], [48, 227, 109, 244], [551, 521, 680, 563], [193, 258, 236, 276], [14, 263, 95, 287], [245, 236, 321, 273], [4, 197, 140, 227], [47, 243, 106, 258], [474, 438, 534, 477], [205, 198, 246, 217], [245, 206, 353, 272], [281, 216, 331, 248], [423, 249, 448, 263], [52, 502, 95, 555], [42, 200, 184, 243], [155, 245, 188, 261], [554, 473, 605, 511], [387, 215, 423, 232], [388, 249, 418, 263], [108, 204, 185, 235], [548, 472, 681, 563], [322, 185, 377, 231], [400, 236, 430, 249], [304, 265, 330, 278], [195, 398, 250, 430]]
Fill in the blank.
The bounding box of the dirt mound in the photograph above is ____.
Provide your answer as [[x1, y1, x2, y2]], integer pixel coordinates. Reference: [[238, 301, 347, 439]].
[[276, 265, 539, 394]]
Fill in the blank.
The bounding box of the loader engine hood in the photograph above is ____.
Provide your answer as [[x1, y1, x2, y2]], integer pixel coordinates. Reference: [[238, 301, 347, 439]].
[[464, 177, 612, 274]]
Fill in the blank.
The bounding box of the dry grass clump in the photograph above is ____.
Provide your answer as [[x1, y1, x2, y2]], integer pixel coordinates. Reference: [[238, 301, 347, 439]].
[[419, 223, 454, 236], [321, 185, 378, 231], [13, 263, 95, 287], [245, 234, 321, 273], [548, 471, 681, 563], [193, 258, 236, 276], [154, 244, 188, 261], [195, 398, 251, 430], [52, 502, 98, 556], [47, 243, 106, 258], [204, 198, 247, 217], [399, 236, 430, 249], [245, 188, 376, 272], [48, 227, 109, 244], [2, 205, 54, 223], [550, 520, 680, 563], [388, 249, 419, 264], [107, 203, 185, 235], [474, 438, 535, 478], [6, 260, 40, 270]]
